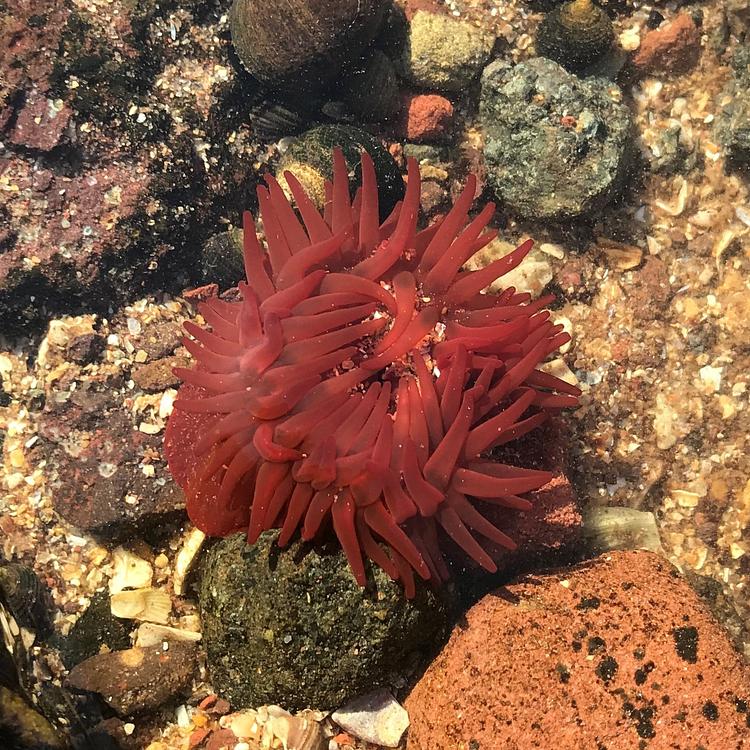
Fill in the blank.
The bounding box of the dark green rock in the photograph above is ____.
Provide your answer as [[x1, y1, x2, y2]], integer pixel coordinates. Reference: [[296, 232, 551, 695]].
[[0, 686, 68, 750], [198, 532, 448, 711], [715, 81, 750, 171], [277, 125, 405, 222], [58, 591, 132, 670], [479, 57, 634, 220]]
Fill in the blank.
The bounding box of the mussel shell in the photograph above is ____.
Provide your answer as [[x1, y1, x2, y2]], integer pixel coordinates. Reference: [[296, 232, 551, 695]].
[[536, 0, 615, 71], [0, 564, 54, 638]]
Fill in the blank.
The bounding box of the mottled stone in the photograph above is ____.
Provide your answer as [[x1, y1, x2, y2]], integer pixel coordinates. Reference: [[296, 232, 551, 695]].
[[39, 384, 183, 539], [631, 14, 701, 76], [199, 531, 448, 712], [132, 356, 189, 393], [398, 93, 454, 143], [66, 333, 106, 365], [9, 90, 72, 151], [66, 642, 197, 716], [406, 551, 750, 749], [480, 58, 633, 220], [400, 10, 495, 92]]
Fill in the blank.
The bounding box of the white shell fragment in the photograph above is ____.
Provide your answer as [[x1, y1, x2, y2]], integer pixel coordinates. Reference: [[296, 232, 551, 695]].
[[109, 547, 153, 593], [654, 177, 689, 217], [226, 705, 326, 750], [134, 622, 202, 648], [332, 689, 410, 748], [174, 527, 206, 596], [110, 588, 172, 624]]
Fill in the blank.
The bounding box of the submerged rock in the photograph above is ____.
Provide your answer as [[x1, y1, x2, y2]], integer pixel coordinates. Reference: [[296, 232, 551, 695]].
[[198, 532, 448, 712], [276, 125, 405, 222], [406, 551, 750, 749], [399, 10, 495, 93], [66, 642, 197, 716], [59, 591, 132, 670], [480, 57, 633, 220], [0, 686, 67, 750], [341, 51, 401, 121], [715, 57, 750, 171], [229, 0, 387, 94]]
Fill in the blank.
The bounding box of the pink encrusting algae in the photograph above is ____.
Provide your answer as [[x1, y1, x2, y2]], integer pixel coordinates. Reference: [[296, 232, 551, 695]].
[[164, 148, 580, 596]]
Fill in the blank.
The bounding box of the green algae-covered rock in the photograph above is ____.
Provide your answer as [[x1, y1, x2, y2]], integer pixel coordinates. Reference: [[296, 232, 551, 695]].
[[276, 124, 405, 222], [400, 10, 495, 93], [198, 532, 448, 711], [480, 57, 633, 220]]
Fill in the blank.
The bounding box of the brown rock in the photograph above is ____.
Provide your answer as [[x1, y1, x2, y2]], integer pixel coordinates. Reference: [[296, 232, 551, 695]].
[[66, 333, 106, 365], [626, 256, 672, 319], [40, 386, 184, 539], [632, 14, 701, 76], [66, 642, 197, 716], [398, 93, 454, 143], [204, 728, 237, 750], [132, 355, 189, 393], [405, 551, 750, 750], [9, 90, 72, 151]]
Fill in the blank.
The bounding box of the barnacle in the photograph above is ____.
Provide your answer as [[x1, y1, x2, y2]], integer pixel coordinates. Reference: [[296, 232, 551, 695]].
[[164, 148, 580, 596]]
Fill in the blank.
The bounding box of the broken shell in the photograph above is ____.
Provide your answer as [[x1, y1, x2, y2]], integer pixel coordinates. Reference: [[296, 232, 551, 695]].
[[174, 527, 206, 596], [110, 588, 172, 624], [654, 177, 689, 216], [596, 237, 644, 270], [109, 547, 153, 593], [267, 706, 327, 750], [134, 622, 202, 648], [536, 0, 615, 73]]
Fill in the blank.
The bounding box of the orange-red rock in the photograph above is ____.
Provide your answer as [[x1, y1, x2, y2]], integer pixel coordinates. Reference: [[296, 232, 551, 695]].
[[405, 551, 750, 750], [632, 14, 701, 75], [398, 93, 454, 143]]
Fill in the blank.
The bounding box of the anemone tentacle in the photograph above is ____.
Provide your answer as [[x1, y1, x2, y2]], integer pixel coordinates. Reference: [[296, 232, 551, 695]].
[[164, 148, 580, 595]]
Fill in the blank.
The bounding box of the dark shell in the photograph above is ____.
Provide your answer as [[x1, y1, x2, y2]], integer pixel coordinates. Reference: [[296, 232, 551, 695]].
[[249, 101, 309, 139], [276, 124, 405, 221], [341, 50, 401, 121], [536, 0, 615, 72], [0, 564, 54, 638], [229, 0, 388, 95]]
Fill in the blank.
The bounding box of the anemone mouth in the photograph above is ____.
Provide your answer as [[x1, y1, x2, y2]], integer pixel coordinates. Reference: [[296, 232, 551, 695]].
[[164, 147, 580, 597]]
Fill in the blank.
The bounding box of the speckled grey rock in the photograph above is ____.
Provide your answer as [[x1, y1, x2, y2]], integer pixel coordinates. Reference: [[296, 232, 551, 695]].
[[198, 532, 448, 712], [479, 57, 633, 220], [648, 121, 699, 175], [400, 11, 495, 93], [715, 57, 750, 170]]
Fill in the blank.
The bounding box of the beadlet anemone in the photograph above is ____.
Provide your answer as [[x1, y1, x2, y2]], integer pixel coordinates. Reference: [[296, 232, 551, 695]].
[[164, 149, 580, 596]]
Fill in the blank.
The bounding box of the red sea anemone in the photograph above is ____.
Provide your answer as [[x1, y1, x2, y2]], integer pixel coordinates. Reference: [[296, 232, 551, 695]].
[[164, 148, 580, 596]]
